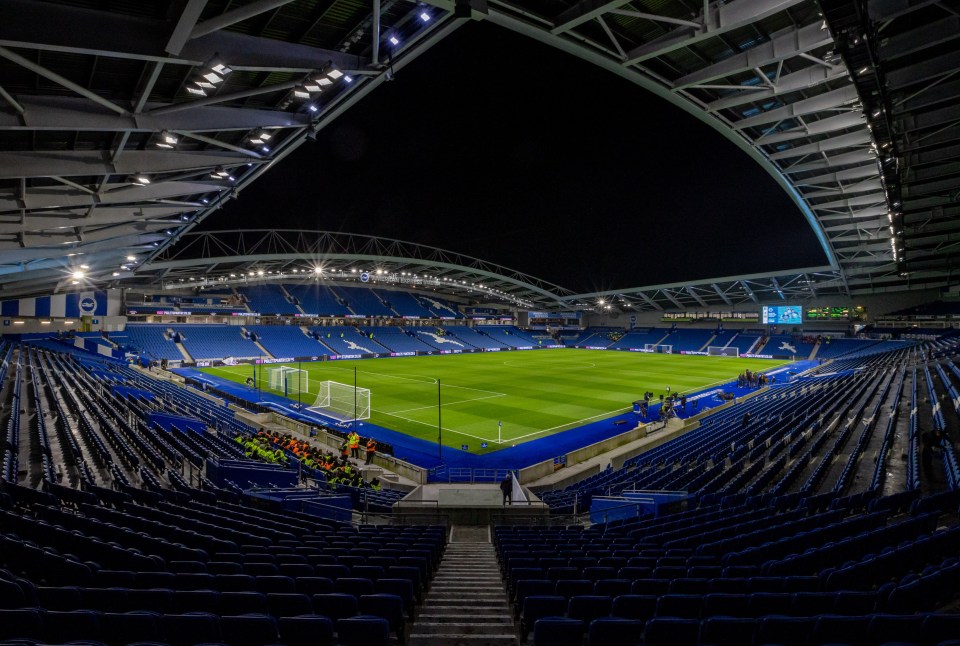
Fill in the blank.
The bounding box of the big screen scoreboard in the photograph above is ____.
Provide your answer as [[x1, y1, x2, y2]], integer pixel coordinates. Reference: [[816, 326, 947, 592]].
[[806, 306, 866, 321], [761, 304, 802, 325]]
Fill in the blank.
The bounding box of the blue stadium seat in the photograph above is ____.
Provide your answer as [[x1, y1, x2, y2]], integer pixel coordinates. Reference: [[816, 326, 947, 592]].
[[336, 614, 390, 646], [218, 613, 278, 646], [44, 609, 103, 644], [700, 616, 757, 646], [0, 608, 45, 641], [644, 617, 700, 646], [532, 616, 584, 646], [610, 594, 658, 622], [100, 611, 161, 646], [311, 593, 358, 622], [161, 612, 222, 646], [865, 613, 925, 645], [756, 616, 816, 646], [812, 614, 870, 646], [220, 591, 267, 615], [359, 593, 405, 640], [265, 592, 314, 618], [566, 595, 612, 624], [587, 617, 644, 646], [278, 614, 334, 646], [520, 595, 566, 641]]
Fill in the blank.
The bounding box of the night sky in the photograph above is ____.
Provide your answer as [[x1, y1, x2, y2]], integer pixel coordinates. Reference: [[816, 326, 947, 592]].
[[206, 21, 827, 294]]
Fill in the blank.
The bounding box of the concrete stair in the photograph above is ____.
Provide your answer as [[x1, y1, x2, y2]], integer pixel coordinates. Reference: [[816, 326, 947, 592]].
[[407, 533, 517, 646]]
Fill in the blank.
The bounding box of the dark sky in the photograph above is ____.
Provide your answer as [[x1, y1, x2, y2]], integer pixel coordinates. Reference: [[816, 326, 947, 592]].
[[206, 21, 826, 294]]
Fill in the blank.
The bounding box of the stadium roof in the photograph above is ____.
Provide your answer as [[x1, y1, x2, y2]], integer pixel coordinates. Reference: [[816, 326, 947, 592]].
[[0, 0, 956, 302]]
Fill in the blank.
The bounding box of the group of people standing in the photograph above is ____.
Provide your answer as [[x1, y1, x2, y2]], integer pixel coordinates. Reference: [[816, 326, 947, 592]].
[[737, 369, 773, 389], [235, 429, 382, 491]]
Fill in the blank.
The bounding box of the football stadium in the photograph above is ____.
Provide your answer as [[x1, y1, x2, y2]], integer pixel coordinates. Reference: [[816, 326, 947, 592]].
[[2, 1, 960, 645]]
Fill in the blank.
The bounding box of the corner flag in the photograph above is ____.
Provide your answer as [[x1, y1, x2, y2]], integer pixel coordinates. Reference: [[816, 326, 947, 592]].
[[498, 420, 502, 444]]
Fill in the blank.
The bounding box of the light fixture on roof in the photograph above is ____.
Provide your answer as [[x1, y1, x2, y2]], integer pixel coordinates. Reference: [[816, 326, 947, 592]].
[[313, 266, 323, 275], [344, 75, 353, 83], [420, 11, 431, 21], [211, 166, 230, 178], [389, 35, 400, 45], [308, 104, 318, 113], [257, 269, 264, 276], [131, 174, 150, 185], [156, 130, 179, 148], [293, 86, 311, 99], [248, 129, 272, 145], [327, 68, 343, 80], [303, 80, 322, 93], [72, 270, 85, 280], [187, 86, 206, 96]]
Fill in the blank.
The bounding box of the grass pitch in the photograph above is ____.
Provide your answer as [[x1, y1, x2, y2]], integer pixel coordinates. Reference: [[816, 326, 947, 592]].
[[201, 349, 789, 454]]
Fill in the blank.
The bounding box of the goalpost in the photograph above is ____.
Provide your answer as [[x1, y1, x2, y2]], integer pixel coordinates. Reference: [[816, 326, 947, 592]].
[[644, 344, 673, 354], [707, 346, 740, 357], [268, 366, 308, 396], [310, 380, 371, 421]]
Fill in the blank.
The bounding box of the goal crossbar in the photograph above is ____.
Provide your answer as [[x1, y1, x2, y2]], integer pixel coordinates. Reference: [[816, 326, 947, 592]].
[[310, 380, 371, 421]]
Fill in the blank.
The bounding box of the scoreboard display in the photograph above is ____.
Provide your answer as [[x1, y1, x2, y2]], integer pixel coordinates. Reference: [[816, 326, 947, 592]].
[[761, 305, 802, 325], [805, 306, 867, 321]]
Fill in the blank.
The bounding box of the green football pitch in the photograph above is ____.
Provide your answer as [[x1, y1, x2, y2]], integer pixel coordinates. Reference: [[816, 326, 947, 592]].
[[201, 350, 789, 454]]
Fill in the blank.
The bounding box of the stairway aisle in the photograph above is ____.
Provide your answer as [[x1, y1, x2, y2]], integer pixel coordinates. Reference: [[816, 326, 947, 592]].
[[407, 526, 518, 646]]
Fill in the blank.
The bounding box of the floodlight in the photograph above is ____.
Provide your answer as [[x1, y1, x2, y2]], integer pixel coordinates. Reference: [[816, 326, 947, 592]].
[[314, 266, 323, 274], [203, 71, 224, 84], [257, 270, 264, 276], [308, 104, 318, 112], [316, 77, 333, 87], [327, 68, 343, 80], [72, 270, 85, 280], [195, 81, 216, 89], [293, 87, 311, 99], [132, 174, 150, 185], [389, 35, 399, 45], [304, 81, 322, 92], [187, 86, 207, 96], [80, 264, 89, 269], [212, 166, 230, 178], [210, 62, 232, 75], [112, 272, 120, 277], [344, 75, 353, 83], [420, 12, 430, 21], [262, 146, 270, 153]]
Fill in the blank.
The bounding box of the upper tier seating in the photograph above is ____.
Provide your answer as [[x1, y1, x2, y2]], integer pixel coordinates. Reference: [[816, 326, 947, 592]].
[[239, 285, 296, 315], [329, 287, 395, 317], [285, 285, 350, 316], [375, 290, 435, 318]]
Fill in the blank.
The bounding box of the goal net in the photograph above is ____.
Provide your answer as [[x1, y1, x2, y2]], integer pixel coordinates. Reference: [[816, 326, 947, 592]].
[[268, 366, 308, 395], [707, 346, 740, 357], [310, 380, 371, 421], [644, 344, 673, 354]]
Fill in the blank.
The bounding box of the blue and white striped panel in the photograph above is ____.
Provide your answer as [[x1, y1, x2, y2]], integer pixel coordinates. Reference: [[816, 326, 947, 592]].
[[0, 290, 106, 317]]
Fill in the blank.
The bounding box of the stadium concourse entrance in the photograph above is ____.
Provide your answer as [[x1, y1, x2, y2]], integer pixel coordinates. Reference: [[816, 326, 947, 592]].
[[396, 478, 550, 525]]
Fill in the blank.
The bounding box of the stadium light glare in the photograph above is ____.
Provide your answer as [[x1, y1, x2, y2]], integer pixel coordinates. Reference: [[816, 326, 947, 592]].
[[351, 268, 357, 273], [313, 267, 323, 275], [72, 270, 85, 280]]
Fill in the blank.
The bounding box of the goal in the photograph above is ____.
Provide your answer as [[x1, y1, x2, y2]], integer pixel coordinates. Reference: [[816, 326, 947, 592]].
[[707, 346, 740, 357], [310, 380, 371, 421], [644, 344, 673, 354], [268, 366, 308, 395]]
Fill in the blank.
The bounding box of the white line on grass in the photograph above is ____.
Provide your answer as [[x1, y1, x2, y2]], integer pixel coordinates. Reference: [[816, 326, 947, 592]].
[[387, 392, 506, 415]]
